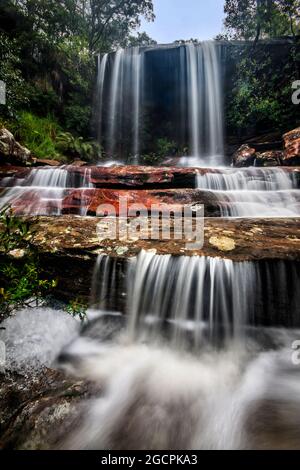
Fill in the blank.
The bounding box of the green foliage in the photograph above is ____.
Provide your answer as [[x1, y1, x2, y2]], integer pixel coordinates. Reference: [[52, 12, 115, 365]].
[[223, 0, 300, 40], [63, 103, 92, 136], [227, 45, 299, 133], [65, 298, 87, 322], [156, 138, 177, 157], [56, 132, 101, 162], [0, 32, 29, 116], [0, 260, 56, 319], [0, 206, 57, 321], [10, 111, 61, 159], [0, 205, 30, 252], [139, 138, 177, 165]]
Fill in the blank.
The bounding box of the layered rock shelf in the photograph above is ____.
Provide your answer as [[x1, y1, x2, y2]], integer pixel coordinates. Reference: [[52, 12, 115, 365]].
[[1, 165, 299, 189], [21, 216, 300, 261], [1, 215, 299, 313]]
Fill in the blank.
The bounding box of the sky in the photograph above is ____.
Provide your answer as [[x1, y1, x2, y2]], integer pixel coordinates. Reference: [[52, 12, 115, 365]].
[[139, 0, 225, 44]]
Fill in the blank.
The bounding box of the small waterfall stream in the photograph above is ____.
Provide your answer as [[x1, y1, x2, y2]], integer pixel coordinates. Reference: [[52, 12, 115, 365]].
[[0, 166, 95, 215], [197, 167, 300, 217], [55, 251, 300, 449]]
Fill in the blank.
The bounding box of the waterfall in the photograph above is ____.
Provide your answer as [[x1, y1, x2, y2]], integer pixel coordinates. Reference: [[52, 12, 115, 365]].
[[108, 49, 124, 157], [105, 47, 143, 161], [90, 251, 300, 345], [94, 42, 224, 164], [56, 253, 300, 449], [197, 167, 300, 217], [95, 53, 108, 144], [126, 251, 255, 346], [0, 167, 94, 216], [186, 42, 223, 161]]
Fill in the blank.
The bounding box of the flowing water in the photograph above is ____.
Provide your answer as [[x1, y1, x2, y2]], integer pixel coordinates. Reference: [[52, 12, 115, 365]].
[[0, 166, 94, 215], [52, 251, 300, 450], [197, 167, 300, 217], [1, 41, 300, 450], [95, 42, 223, 164], [186, 42, 224, 161]]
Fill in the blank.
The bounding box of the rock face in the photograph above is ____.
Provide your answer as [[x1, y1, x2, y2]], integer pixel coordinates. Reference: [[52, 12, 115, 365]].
[[232, 145, 256, 167], [282, 127, 300, 166], [0, 369, 93, 449], [0, 128, 32, 166], [255, 150, 283, 167]]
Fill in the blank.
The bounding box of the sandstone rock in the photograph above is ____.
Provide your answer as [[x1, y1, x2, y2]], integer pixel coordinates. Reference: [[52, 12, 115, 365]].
[[0, 128, 32, 166], [282, 127, 300, 166], [232, 145, 256, 167], [255, 151, 283, 167], [33, 158, 60, 167], [0, 369, 93, 449], [71, 160, 88, 167]]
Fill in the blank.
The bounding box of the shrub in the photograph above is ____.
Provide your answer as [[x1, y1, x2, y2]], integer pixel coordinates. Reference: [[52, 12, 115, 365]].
[[0, 206, 57, 321], [10, 111, 61, 159], [56, 131, 101, 162]]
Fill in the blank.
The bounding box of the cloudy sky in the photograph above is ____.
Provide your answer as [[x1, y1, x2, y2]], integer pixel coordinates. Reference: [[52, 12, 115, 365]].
[[140, 0, 225, 43]]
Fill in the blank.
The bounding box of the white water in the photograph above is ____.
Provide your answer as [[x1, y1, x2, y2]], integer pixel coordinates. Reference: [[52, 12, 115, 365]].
[[2, 252, 299, 449], [105, 47, 143, 159], [53, 251, 300, 449], [58, 335, 300, 450], [126, 251, 255, 347], [0, 167, 94, 215], [95, 42, 223, 164], [197, 167, 300, 217], [95, 53, 108, 144], [0, 308, 79, 372], [186, 42, 224, 161]]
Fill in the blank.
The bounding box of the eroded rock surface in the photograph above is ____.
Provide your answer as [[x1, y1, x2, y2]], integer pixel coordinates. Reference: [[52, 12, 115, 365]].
[[0, 129, 32, 166]]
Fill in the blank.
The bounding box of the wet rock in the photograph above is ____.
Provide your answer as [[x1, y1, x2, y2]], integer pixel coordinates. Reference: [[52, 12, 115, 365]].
[[255, 151, 283, 167], [0, 128, 32, 166], [0, 369, 93, 449], [282, 127, 300, 166], [232, 145, 256, 167]]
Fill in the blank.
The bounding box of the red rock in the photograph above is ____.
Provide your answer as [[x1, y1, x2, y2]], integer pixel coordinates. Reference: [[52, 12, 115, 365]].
[[282, 127, 300, 166], [232, 145, 256, 167]]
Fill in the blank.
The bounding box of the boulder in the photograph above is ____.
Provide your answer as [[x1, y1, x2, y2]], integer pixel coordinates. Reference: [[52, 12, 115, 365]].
[[0, 128, 32, 166], [232, 144, 256, 167], [255, 151, 283, 167], [282, 127, 300, 166]]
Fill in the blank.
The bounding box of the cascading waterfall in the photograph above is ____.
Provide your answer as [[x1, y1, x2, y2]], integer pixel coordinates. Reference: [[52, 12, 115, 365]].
[[88, 250, 300, 344], [94, 42, 224, 164], [0, 167, 94, 215], [197, 167, 300, 217], [126, 251, 255, 346], [56, 252, 300, 449]]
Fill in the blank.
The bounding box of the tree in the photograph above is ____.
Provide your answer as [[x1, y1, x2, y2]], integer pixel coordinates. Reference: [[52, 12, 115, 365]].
[[223, 0, 300, 40], [76, 0, 155, 52]]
